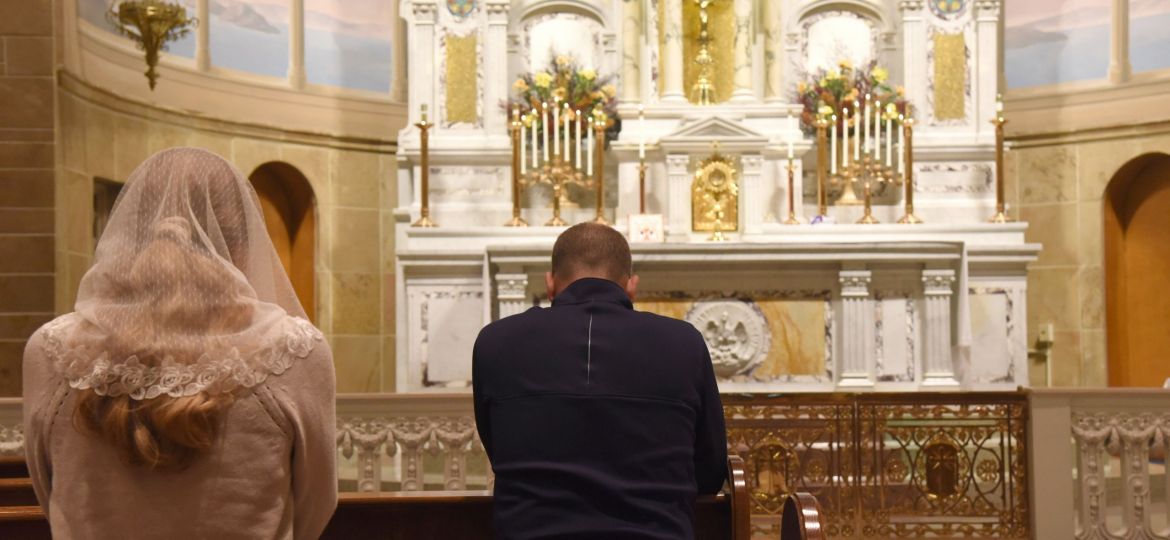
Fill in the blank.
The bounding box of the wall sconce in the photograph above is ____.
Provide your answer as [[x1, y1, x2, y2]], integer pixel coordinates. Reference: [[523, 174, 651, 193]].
[[107, 1, 197, 90]]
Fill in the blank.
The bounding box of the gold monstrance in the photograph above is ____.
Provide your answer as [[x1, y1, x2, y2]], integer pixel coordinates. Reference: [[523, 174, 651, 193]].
[[693, 142, 739, 241]]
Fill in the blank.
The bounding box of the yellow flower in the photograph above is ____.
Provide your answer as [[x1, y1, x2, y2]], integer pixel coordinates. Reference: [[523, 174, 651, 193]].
[[871, 66, 889, 83], [552, 87, 567, 100], [818, 78, 828, 87], [846, 88, 859, 101], [601, 84, 616, 98], [513, 78, 529, 93], [578, 68, 597, 80], [555, 55, 571, 67], [885, 102, 897, 115], [896, 85, 906, 97], [838, 59, 853, 70], [797, 82, 808, 94], [533, 71, 553, 88], [818, 105, 834, 117], [827, 69, 841, 80]]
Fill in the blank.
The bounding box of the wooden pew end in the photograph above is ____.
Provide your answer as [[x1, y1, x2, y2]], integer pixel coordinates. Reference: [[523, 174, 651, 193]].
[[780, 492, 824, 540]]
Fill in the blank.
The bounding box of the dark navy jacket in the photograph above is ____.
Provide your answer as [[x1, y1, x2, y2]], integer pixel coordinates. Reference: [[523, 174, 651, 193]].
[[473, 278, 728, 540]]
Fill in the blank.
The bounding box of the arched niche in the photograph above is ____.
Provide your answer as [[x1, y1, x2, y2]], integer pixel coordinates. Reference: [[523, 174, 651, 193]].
[[249, 162, 317, 323], [1104, 152, 1170, 387]]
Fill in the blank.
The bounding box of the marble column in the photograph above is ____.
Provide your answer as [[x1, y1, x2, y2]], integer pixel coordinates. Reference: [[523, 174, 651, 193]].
[[741, 154, 764, 234], [496, 273, 529, 319], [390, 0, 409, 102], [975, 0, 1001, 138], [899, 1, 927, 120], [195, 0, 210, 71], [287, 0, 306, 89], [731, 0, 754, 102], [621, 0, 642, 102], [1108, 0, 1131, 83], [665, 154, 691, 240], [838, 270, 874, 387], [485, 1, 511, 134], [763, 0, 783, 101], [406, 1, 438, 125], [921, 269, 959, 387], [661, 0, 686, 103]]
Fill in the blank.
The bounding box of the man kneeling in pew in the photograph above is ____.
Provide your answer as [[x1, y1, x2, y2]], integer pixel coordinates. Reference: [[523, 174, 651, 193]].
[[473, 223, 728, 539]]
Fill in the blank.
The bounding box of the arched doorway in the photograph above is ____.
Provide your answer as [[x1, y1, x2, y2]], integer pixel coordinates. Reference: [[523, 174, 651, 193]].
[[249, 162, 317, 322], [1105, 153, 1170, 387]]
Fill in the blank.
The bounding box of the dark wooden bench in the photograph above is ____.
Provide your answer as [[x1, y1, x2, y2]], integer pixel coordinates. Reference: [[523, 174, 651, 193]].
[[0, 456, 824, 539]]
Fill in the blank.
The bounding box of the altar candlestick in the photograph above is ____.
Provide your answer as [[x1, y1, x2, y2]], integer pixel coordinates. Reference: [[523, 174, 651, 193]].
[[531, 114, 539, 168], [519, 113, 527, 175], [830, 114, 838, 175], [563, 103, 571, 163], [875, 100, 883, 158], [885, 113, 893, 165], [863, 94, 871, 153], [575, 110, 582, 169], [897, 114, 905, 175], [542, 102, 549, 161], [853, 101, 861, 161], [842, 108, 850, 167], [996, 93, 1004, 114], [638, 105, 646, 160], [786, 112, 794, 159], [586, 117, 594, 176], [553, 98, 561, 157]]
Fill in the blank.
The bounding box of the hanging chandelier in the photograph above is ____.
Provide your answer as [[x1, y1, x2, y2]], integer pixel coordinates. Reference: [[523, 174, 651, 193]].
[[107, 1, 197, 90]]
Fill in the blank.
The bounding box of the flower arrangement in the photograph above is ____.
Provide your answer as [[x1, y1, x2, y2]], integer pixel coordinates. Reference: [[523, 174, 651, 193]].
[[505, 54, 621, 142], [795, 59, 908, 134]]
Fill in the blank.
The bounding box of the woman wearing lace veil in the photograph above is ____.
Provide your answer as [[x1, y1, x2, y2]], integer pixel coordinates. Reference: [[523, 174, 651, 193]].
[[23, 148, 337, 539]]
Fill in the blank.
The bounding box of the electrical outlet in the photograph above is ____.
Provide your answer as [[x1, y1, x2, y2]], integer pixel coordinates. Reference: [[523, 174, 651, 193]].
[[1038, 323, 1054, 344]]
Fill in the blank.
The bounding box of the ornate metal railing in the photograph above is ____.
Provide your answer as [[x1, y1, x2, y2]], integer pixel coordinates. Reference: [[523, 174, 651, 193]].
[[8, 390, 1170, 538], [724, 392, 1029, 539]]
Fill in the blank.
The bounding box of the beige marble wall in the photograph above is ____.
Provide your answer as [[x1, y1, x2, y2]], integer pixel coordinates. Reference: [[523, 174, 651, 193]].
[[55, 74, 399, 394], [0, 0, 57, 396], [1008, 123, 1170, 387]]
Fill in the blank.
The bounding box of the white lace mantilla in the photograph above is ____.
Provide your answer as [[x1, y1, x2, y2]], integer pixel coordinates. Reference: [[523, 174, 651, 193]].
[[42, 315, 323, 400]]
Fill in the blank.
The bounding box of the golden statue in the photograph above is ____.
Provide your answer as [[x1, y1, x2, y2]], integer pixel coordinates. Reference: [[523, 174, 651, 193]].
[[692, 143, 739, 241]]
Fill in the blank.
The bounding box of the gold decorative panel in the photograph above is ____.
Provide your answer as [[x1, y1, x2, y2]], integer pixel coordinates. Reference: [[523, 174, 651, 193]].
[[932, 32, 966, 121], [692, 156, 739, 232], [724, 392, 1030, 539], [657, 0, 735, 103], [445, 33, 478, 125]]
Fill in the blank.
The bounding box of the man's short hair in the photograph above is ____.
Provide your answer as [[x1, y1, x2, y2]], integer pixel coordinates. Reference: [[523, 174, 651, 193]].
[[551, 223, 632, 282]]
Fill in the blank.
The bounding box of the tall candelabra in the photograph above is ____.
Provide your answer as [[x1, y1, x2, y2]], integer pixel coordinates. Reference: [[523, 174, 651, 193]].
[[989, 95, 1011, 223], [411, 104, 436, 228], [509, 100, 607, 227], [819, 95, 917, 224], [691, 0, 715, 105]]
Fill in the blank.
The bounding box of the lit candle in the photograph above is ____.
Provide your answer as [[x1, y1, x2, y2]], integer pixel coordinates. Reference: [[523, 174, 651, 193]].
[[586, 117, 594, 176], [853, 100, 861, 161], [885, 112, 893, 165], [420, 103, 428, 123], [842, 108, 850, 167], [996, 93, 1004, 114], [542, 102, 549, 162], [564, 103, 571, 164], [830, 114, 838, 175], [638, 104, 646, 160], [519, 110, 527, 175], [553, 98, 560, 157], [531, 113, 539, 168], [874, 99, 882, 156], [863, 94, 871, 154], [897, 114, 905, 175], [575, 110, 582, 170]]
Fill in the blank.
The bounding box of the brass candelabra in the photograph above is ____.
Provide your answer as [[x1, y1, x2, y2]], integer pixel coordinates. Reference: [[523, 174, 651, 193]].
[[511, 110, 607, 227], [505, 109, 529, 227], [822, 111, 909, 225], [411, 105, 436, 228], [107, 0, 196, 90], [784, 159, 799, 225]]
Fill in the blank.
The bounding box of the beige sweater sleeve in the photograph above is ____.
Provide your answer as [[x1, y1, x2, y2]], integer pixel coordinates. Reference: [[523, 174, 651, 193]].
[[22, 329, 66, 517], [270, 341, 339, 539]]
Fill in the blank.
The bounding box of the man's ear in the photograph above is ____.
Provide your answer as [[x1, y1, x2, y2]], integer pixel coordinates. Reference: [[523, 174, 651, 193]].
[[624, 274, 639, 302], [545, 271, 557, 301]]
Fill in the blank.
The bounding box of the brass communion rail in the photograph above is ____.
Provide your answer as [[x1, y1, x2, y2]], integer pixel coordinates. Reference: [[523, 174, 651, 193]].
[[723, 392, 1029, 539]]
